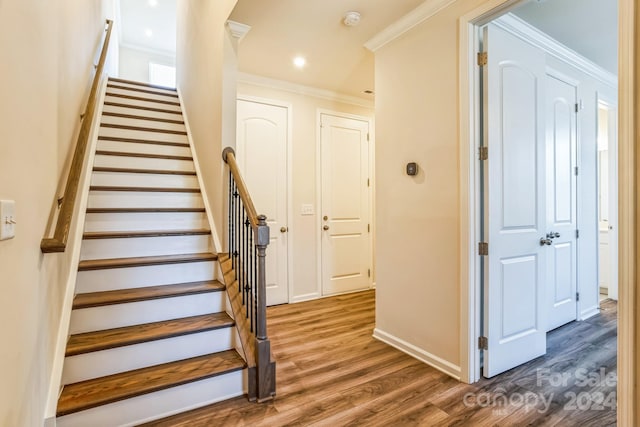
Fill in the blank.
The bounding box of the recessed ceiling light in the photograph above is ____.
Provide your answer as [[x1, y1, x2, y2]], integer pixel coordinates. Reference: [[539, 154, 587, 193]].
[[343, 11, 361, 27], [144, 28, 153, 38], [293, 56, 306, 69], [148, 0, 158, 6]]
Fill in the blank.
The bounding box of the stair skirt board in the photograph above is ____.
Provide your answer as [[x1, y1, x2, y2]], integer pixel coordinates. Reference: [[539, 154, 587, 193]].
[[79, 234, 211, 260], [62, 328, 234, 384], [87, 191, 203, 209], [84, 211, 209, 232], [69, 292, 225, 333], [98, 126, 188, 144], [90, 171, 199, 188], [56, 370, 246, 427], [93, 154, 195, 172], [96, 139, 192, 157], [100, 115, 187, 133], [76, 261, 216, 293]]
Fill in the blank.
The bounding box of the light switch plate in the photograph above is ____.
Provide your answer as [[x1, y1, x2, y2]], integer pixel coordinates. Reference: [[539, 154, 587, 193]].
[[301, 204, 314, 216], [0, 200, 16, 240]]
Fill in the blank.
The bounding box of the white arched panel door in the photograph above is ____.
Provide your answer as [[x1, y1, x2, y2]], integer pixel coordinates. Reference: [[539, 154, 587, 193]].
[[236, 99, 289, 306]]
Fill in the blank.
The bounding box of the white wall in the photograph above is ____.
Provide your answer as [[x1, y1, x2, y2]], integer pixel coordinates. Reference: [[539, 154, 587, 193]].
[[118, 45, 175, 84], [237, 79, 374, 302], [0, 0, 113, 423]]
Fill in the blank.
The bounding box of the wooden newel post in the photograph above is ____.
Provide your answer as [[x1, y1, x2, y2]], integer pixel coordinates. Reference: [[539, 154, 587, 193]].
[[255, 214, 275, 401]]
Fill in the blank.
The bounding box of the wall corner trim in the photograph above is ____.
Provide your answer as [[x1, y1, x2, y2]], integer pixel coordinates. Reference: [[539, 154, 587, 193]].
[[373, 328, 461, 380], [226, 20, 251, 41], [364, 0, 457, 52]]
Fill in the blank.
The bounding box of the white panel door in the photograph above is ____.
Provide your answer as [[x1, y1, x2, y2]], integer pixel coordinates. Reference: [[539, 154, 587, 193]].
[[483, 24, 547, 378], [545, 74, 578, 331], [320, 114, 371, 296], [236, 99, 289, 306]]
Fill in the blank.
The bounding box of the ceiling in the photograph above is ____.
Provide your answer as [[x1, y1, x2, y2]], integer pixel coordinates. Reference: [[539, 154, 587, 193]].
[[117, 0, 176, 56], [511, 0, 618, 74], [117, 0, 618, 98]]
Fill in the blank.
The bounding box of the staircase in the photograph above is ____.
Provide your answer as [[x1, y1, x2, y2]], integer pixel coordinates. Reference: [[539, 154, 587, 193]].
[[55, 78, 246, 426]]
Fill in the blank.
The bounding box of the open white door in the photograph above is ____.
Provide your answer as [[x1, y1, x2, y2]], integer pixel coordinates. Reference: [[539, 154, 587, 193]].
[[236, 99, 289, 306], [482, 24, 547, 378], [545, 73, 578, 331]]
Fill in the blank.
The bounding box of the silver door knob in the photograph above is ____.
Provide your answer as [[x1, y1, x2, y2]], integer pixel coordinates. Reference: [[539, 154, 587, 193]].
[[323, 225, 330, 231], [280, 227, 288, 233], [540, 238, 553, 246]]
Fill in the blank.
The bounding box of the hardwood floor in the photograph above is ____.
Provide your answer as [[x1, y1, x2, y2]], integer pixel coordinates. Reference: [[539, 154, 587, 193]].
[[143, 291, 617, 426]]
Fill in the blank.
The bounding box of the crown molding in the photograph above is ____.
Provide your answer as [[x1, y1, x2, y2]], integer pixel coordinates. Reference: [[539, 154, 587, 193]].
[[226, 20, 251, 41], [494, 14, 617, 88], [237, 72, 375, 108], [119, 42, 176, 61], [365, 0, 457, 52]]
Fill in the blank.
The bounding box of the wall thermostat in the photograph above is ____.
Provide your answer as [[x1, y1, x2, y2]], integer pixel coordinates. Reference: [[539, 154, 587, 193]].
[[406, 162, 418, 176]]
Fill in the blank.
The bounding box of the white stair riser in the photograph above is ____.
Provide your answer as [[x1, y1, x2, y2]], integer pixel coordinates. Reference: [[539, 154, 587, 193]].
[[56, 370, 245, 427], [106, 87, 180, 104], [62, 328, 234, 384], [98, 126, 188, 144], [76, 262, 216, 293], [80, 234, 211, 260], [108, 81, 178, 96], [87, 191, 203, 209], [93, 154, 194, 172], [84, 212, 209, 232], [101, 114, 186, 133], [104, 95, 182, 113], [91, 171, 199, 188], [96, 139, 191, 157], [102, 104, 183, 121], [69, 292, 225, 333]]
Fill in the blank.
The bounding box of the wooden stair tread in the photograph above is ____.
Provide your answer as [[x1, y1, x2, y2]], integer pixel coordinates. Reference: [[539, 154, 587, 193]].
[[90, 185, 200, 193], [73, 280, 225, 309], [103, 101, 183, 116], [86, 207, 206, 213], [105, 92, 181, 106], [102, 111, 184, 125], [57, 350, 245, 417], [108, 77, 177, 91], [78, 252, 217, 271], [98, 135, 189, 147], [107, 83, 180, 98], [93, 166, 197, 176], [83, 229, 210, 239], [65, 312, 234, 356], [95, 150, 192, 161], [100, 123, 187, 135]]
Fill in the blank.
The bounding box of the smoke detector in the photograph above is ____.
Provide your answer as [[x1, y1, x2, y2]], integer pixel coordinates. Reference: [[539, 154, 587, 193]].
[[343, 11, 361, 27]]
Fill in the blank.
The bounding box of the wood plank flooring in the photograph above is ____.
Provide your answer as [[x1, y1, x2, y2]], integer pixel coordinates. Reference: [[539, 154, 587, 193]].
[[143, 291, 617, 426]]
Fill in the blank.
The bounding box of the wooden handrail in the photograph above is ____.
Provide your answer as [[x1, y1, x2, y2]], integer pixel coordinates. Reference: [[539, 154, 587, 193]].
[[222, 147, 259, 228], [41, 19, 113, 253]]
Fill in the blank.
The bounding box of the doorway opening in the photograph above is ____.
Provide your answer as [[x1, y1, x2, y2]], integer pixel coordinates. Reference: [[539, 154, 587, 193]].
[[461, 0, 620, 415]]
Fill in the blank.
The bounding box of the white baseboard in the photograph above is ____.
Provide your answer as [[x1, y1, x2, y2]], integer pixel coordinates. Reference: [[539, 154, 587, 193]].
[[373, 328, 461, 380], [289, 292, 321, 304], [580, 305, 600, 321]]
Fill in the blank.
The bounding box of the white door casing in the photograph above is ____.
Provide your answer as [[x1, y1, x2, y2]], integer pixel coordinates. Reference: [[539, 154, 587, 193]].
[[545, 72, 578, 331], [236, 99, 289, 306], [482, 23, 547, 378], [320, 114, 371, 296]]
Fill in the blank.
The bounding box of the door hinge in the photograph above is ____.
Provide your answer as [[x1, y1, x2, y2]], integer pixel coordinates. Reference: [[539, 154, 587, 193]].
[[368, 269, 371, 278], [367, 133, 370, 142], [478, 242, 489, 256], [574, 166, 579, 176], [576, 292, 580, 302], [478, 336, 488, 350], [575, 100, 584, 112], [477, 52, 488, 67], [367, 178, 370, 187], [479, 146, 488, 161], [368, 223, 370, 233], [576, 229, 580, 239], [575, 103, 579, 113]]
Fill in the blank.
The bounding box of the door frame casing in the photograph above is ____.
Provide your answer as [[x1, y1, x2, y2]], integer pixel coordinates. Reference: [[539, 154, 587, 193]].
[[458, 0, 636, 424], [316, 109, 375, 298], [236, 94, 294, 304]]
